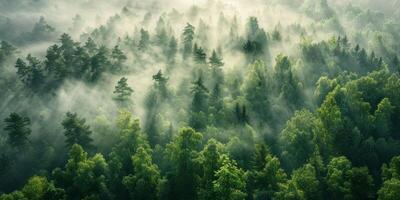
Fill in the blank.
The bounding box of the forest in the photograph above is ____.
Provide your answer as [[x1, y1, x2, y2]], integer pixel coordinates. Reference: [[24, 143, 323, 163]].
[[1, 0, 400, 199]]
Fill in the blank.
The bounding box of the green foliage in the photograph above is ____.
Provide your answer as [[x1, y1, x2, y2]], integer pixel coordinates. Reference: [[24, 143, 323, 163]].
[[189, 76, 209, 130], [291, 164, 321, 200], [123, 147, 160, 200], [242, 59, 270, 120], [251, 154, 287, 199], [62, 112, 93, 150], [326, 156, 374, 200], [3, 113, 31, 148], [378, 178, 400, 200], [53, 144, 111, 199], [243, 17, 268, 60], [198, 139, 223, 200], [144, 70, 170, 146], [111, 45, 127, 72], [164, 127, 203, 200], [15, 55, 45, 90], [213, 155, 247, 200], [193, 44, 207, 64], [374, 98, 394, 137], [0, 176, 65, 200], [274, 54, 302, 106], [4, 2, 400, 200], [182, 23, 195, 59], [113, 77, 133, 106]]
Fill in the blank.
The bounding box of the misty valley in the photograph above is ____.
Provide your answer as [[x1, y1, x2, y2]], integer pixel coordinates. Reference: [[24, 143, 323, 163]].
[[1, 0, 400, 199]]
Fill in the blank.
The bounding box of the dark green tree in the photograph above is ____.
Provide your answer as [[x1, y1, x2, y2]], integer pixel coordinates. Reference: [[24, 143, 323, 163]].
[[193, 44, 207, 64], [274, 54, 302, 106], [111, 45, 127, 72], [113, 77, 134, 106], [61, 112, 93, 150], [15, 55, 45, 90], [182, 23, 195, 59], [198, 139, 223, 200], [89, 45, 109, 82], [152, 70, 169, 98], [3, 113, 31, 148], [165, 127, 203, 200], [209, 50, 224, 68], [52, 144, 111, 199], [242, 60, 270, 121], [189, 76, 209, 130]]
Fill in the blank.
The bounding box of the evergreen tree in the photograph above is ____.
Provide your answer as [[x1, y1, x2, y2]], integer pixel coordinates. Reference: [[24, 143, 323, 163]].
[[84, 37, 97, 55], [15, 55, 45, 90], [182, 23, 195, 59], [152, 70, 169, 98], [89, 45, 109, 82], [189, 76, 209, 130], [111, 45, 127, 72], [242, 60, 270, 121], [209, 50, 224, 68], [3, 113, 31, 148], [45, 44, 65, 83], [274, 54, 302, 106], [193, 44, 207, 64], [61, 112, 93, 150], [113, 77, 134, 105]]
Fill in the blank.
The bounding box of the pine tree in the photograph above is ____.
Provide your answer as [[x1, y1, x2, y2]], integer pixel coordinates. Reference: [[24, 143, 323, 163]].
[[209, 50, 224, 68], [111, 45, 127, 72], [209, 50, 224, 84], [152, 70, 169, 98], [61, 112, 93, 150], [193, 44, 207, 64], [84, 37, 97, 55], [89, 45, 109, 82], [3, 113, 31, 148], [182, 23, 195, 59], [15, 55, 45, 90], [191, 76, 209, 113], [113, 77, 134, 104]]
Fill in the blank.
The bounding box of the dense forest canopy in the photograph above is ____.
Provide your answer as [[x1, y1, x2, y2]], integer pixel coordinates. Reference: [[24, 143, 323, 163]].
[[1, 0, 400, 199]]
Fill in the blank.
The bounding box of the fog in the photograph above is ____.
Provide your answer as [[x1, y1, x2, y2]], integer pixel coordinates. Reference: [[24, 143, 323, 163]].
[[1, 0, 400, 195], [1, 0, 399, 142]]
